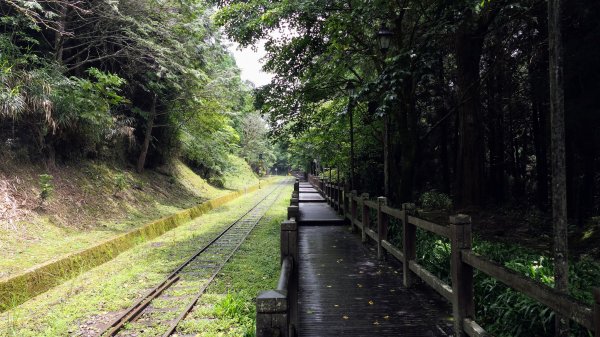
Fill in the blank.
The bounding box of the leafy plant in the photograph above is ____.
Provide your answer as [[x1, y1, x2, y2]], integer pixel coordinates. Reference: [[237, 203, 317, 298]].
[[113, 173, 128, 192], [419, 191, 453, 211], [38, 174, 53, 201]]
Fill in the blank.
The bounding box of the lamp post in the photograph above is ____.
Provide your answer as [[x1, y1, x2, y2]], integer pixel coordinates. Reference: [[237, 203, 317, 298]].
[[376, 24, 394, 196], [346, 80, 356, 191]]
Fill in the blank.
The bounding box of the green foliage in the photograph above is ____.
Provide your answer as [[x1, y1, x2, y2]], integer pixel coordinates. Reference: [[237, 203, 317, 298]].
[[214, 292, 254, 332], [38, 174, 53, 201], [419, 191, 453, 211], [1, 0, 275, 174], [114, 173, 128, 192], [412, 233, 600, 336]]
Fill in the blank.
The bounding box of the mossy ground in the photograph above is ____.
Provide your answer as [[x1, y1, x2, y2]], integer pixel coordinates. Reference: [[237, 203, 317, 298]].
[[0, 158, 258, 279], [0, 178, 290, 337]]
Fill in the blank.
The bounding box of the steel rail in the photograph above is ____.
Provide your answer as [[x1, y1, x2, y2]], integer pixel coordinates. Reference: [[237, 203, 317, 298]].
[[96, 179, 289, 337]]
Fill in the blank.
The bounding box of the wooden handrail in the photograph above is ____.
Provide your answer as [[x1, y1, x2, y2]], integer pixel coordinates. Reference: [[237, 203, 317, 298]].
[[462, 250, 594, 330], [256, 191, 299, 337], [306, 174, 600, 336], [277, 257, 293, 292]]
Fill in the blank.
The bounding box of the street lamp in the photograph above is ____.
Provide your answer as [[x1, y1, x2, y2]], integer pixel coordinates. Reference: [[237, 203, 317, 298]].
[[376, 25, 394, 196], [345, 80, 356, 190], [377, 24, 394, 55]]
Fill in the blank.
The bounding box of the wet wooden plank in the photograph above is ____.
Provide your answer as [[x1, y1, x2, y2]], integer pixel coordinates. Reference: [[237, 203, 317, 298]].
[[298, 203, 344, 226], [299, 193, 326, 202], [298, 226, 453, 336]]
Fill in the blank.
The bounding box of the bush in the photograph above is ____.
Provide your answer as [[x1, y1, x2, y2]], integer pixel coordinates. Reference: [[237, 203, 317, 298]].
[[400, 230, 600, 336], [38, 174, 54, 201], [419, 190, 453, 211]]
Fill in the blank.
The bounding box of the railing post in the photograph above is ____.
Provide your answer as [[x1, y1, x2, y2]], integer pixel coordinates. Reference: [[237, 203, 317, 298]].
[[350, 190, 357, 233], [332, 184, 337, 210], [337, 183, 343, 214], [256, 290, 288, 337], [360, 193, 370, 243], [377, 197, 388, 260], [402, 203, 416, 287], [294, 179, 299, 193], [594, 287, 600, 337], [450, 214, 474, 337], [287, 205, 299, 221], [281, 220, 298, 336], [342, 182, 349, 217]]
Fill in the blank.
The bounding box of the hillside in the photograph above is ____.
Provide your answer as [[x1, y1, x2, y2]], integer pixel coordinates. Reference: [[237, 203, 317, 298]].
[[0, 157, 258, 279]]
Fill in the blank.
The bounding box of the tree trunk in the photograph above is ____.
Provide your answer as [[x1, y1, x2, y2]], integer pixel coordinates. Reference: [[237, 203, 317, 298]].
[[548, 0, 569, 335], [54, 4, 68, 64], [455, 18, 486, 207], [384, 114, 390, 196], [137, 94, 157, 173], [487, 52, 506, 203], [437, 54, 451, 194], [396, 78, 418, 203]]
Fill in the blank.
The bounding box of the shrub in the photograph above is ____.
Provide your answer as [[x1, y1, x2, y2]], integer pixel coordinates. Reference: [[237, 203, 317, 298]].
[[419, 190, 453, 211], [38, 174, 54, 201]]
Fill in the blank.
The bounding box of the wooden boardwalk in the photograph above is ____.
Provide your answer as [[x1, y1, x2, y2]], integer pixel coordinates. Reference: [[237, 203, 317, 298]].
[[296, 183, 453, 336]]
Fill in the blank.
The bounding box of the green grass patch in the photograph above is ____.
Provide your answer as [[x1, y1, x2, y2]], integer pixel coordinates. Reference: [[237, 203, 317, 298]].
[[174, 183, 293, 337]]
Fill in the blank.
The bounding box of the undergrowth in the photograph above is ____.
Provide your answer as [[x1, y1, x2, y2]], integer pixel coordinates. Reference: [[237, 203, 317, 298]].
[[411, 229, 600, 337]]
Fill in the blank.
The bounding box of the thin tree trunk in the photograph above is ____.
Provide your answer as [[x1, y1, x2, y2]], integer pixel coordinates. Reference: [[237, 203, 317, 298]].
[[137, 94, 157, 173], [396, 78, 417, 203], [455, 20, 485, 207], [548, 0, 569, 335], [384, 114, 390, 196], [54, 4, 68, 64]]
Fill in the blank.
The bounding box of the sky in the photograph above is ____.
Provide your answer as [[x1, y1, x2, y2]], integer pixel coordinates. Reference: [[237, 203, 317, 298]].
[[226, 39, 274, 87]]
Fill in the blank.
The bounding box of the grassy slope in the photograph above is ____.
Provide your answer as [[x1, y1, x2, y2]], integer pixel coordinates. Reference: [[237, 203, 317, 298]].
[[0, 180, 288, 336], [0, 158, 258, 279]]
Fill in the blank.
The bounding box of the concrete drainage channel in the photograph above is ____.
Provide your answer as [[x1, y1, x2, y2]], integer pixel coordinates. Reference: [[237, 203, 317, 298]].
[[0, 178, 278, 313]]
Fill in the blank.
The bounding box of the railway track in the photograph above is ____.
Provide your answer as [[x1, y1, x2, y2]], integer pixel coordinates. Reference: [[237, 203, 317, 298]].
[[95, 179, 290, 337]]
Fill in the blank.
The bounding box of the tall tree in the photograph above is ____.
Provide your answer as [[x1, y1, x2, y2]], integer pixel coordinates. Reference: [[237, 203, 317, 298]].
[[548, 0, 569, 335]]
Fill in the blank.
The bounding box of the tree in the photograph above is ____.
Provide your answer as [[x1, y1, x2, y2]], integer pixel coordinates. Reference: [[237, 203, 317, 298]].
[[548, 0, 569, 334]]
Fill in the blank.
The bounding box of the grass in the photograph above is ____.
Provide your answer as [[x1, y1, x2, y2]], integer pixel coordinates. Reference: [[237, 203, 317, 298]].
[[0, 178, 289, 336], [173, 182, 293, 337], [0, 158, 256, 279]]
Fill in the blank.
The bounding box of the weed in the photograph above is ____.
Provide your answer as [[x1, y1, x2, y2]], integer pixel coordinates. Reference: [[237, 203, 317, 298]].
[[38, 174, 53, 201], [418, 190, 453, 211], [113, 173, 128, 192]]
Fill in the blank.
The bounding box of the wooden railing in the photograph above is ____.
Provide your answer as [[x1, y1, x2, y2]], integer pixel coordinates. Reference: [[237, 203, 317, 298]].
[[256, 181, 300, 337], [309, 175, 600, 337]]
